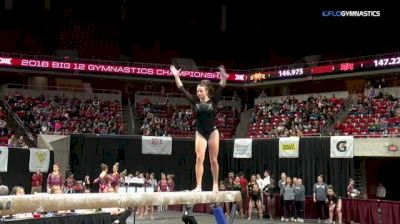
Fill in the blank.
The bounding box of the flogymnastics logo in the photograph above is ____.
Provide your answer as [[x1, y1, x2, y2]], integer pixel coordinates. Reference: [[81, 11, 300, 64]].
[[322, 10, 381, 17]]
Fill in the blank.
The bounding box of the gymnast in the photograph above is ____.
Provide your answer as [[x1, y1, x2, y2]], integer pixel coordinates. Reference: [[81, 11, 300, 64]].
[[171, 65, 228, 192]]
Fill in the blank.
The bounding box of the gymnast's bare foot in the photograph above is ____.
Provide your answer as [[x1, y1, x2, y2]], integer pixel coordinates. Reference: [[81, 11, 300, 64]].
[[212, 184, 219, 192], [192, 187, 202, 192]]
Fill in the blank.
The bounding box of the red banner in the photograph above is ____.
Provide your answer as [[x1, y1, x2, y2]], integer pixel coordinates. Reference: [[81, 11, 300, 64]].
[[0, 57, 247, 82]]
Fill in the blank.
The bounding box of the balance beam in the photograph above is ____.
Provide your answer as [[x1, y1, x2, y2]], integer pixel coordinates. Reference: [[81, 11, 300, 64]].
[[0, 191, 242, 216]]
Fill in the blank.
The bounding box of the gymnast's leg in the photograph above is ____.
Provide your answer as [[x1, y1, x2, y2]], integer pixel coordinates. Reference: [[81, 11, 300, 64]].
[[208, 129, 220, 192], [193, 132, 208, 191]]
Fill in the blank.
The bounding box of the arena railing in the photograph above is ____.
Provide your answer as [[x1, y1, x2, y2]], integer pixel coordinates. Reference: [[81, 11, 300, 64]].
[[5, 83, 121, 95], [3, 83, 122, 103], [128, 97, 135, 134], [27, 131, 400, 140], [134, 91, 242, 109], [1, 98, 35, 143]]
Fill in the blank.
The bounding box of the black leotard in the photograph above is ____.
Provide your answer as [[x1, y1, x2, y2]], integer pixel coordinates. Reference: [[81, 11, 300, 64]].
[[178, 85, 223, 140]]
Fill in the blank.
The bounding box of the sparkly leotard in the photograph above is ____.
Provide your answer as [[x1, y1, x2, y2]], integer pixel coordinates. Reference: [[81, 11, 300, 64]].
[[179, 86, 223, 140]]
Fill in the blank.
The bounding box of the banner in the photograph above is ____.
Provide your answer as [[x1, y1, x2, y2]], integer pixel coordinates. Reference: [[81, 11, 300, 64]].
[[331, 136, 354, 158], [233, 138, 253, 158], [0, 146, 8, 172], [141, 136, 172, 155], [279, 137, 300, 158], [0, 57, 247, 82], [29, 148, 51, 172]]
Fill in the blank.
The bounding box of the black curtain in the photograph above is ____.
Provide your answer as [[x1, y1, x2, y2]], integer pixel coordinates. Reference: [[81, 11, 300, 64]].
[[69, 134, 197, 192], [70, 135, 353, 196], [0, 148, 54, 193]]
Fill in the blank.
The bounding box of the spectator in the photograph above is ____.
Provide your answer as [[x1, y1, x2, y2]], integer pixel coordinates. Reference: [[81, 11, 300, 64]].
[[376, 182, 386, 199], [6, 95, 124, 135], [8, 134, 17, 148], [11, 186, 25, 195], [278, 172, 287, 221], [294, 178, 305, 223], [0, 119, 8, 137], [259, 90, 267, 98], [31, 171, 43, 194], [0, 185, 9, 196], [313, 175, 328, 223], [347, 178, 359, 198], [16, 136, 25, 148], [0, 176, 9, 196], [0, 106, 6, 120], [282, 177, 295, 222]]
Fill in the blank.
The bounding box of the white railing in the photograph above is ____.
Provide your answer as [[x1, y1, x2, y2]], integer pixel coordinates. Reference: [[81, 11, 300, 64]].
[[5, 83, 120, 95], [128, 97, 135, 134], [3, 83, 121, 102], [38, 132, 54, 150], [134, 91, 242, 109]]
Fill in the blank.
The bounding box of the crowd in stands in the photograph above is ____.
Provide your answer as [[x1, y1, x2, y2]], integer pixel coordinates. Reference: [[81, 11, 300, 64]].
[[0, 106, 10, 137], [7, 134, 29, 148], [137, 97, 239, 139], [334, 90, 400, 136], [0, 106, 13, 146], [249, 95, 344, 138], [4, 93, 124, 135]]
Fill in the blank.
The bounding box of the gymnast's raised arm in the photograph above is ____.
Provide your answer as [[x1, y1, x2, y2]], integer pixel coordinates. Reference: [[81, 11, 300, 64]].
[[170, 65, 195, 104]]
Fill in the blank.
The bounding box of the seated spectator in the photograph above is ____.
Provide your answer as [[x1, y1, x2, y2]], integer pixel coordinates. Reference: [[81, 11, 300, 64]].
[[259, 90, 267, 98], [0, 119, 8, 137], [11, 186, 25, 195], [0, 185, 9, 196], [249, 94, 343, 138], [0, 106, 6, 120], [5, 94, 124, 135], [0, 177, 9, 196], [8, 134, 17, 148]]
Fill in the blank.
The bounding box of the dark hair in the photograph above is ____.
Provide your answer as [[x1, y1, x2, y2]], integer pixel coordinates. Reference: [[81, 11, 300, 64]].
[[328, 185, 336, 194], [100, 163, 108, 171], [197, 80, 215, 97], [269, 178, 275, 185], [285, 177, 293, 187]]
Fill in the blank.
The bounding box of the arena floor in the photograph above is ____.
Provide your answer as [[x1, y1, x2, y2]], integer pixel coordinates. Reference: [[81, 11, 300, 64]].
[[128, 211, 327, 224]]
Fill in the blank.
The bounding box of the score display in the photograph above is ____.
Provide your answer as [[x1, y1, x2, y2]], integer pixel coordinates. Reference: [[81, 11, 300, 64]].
[[1, 54, 400, 83], [250, 55, 400, 82]]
